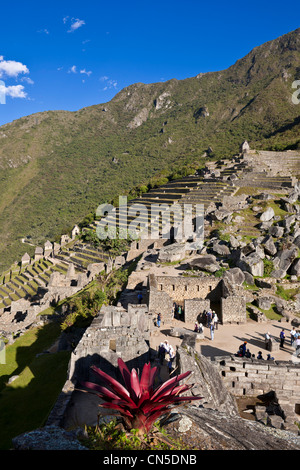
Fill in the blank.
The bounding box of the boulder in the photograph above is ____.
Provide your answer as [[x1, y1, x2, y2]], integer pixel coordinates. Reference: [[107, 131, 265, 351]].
[[244, 271, 254, 285], [256, 297, 272, 310], [290, 258, 300, 277], [262, 235, 277, 256], [269, 225, 284, 238], [223, 267, 245, 286], [260, 207, 275, 222], [272, 246, 298, 273], [188, 255, 220, 273], [293, 235, 300, 249], [212, 241, 230, 256], [237, 253, 264, 277], [157, 243, 186, 263], [12, 425, 88, 450], [211, 208, 233, 222], [283, 215, 296, 232], [255, 278, 273, 289]]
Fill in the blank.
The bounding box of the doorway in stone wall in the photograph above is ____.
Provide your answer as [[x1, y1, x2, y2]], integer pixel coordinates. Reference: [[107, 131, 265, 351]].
[[210, 301, 221, 323], [174, 302, 185, 322]]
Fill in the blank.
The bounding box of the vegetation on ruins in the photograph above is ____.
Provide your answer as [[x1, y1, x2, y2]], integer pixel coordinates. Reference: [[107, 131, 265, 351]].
[[80, 357, 201, 442]]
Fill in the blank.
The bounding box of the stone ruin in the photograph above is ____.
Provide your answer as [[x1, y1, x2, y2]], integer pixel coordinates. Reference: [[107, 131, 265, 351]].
[[0, 262, 105, 334], [148, 272, 247, 324], [48, 303, 152, 430]]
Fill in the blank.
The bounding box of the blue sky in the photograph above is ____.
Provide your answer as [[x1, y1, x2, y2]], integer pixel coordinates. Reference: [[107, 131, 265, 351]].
[[0, 0, 299, 126]]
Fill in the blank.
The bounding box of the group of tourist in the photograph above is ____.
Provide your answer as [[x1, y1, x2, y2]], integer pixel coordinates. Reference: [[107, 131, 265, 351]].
[[203, 309, 219, 330], [194, 322, 204, 333], [290, 328, 300, 353], [236, 341, 274, 361], [172, 302, 184, 321], [158, 340, 175, 374], [267, 328, 300, 353]]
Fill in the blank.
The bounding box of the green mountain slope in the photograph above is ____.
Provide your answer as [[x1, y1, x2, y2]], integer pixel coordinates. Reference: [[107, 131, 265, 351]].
[[0, 28, 299, 271]]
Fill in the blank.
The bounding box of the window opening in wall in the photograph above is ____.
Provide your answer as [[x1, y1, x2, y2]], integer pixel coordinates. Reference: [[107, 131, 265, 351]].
[[197, 285, 200, 291], [209, 286, 212, 292], [232, 381, 235, 388], [109, 339, 116, 352], [295, 404, 300, 416], [222, 371, 226, 377], [185, 285, 188, 291], [172, 285, 175, 291], [230, 367, 236, 372], [159, 284, 163, 291]]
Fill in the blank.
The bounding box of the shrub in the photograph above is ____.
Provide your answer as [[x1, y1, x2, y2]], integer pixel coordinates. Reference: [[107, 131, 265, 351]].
[[81, 358, 202, 436]]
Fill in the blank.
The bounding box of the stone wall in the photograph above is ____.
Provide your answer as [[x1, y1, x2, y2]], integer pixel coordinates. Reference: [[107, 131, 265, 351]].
[[153, 275, 221, 302], [184, 298, 210, 323], [67, 304, 151, 384], [148, 273, 246, 324], [221, 296, 247, 324], [126, 238, 167, 262], [148, 274, 174, 320], [213, 355, 300, 431]]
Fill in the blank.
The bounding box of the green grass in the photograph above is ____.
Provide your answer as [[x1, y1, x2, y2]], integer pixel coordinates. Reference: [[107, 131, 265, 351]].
[[276, 285, 300, 301]]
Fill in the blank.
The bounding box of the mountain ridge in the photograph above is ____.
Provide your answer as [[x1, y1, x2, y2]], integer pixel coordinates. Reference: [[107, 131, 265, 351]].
[[0, 27, 299, 271]]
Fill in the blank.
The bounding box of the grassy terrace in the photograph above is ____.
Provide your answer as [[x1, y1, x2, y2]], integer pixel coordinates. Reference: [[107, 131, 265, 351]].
[[0, 259, 69, 309]]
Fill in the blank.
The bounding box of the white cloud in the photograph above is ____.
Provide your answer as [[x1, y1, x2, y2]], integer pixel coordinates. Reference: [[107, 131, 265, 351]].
[[0, 84, 27, 99], [68, 65, 77, 74], [100, 76, 118, 91], [68, 18, 85, 32], [80, 68, 92, 76], [20, 77, 34, 85], [0, 59, 29, 78]]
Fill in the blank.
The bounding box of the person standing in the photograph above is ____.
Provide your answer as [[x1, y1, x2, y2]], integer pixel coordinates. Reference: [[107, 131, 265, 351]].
[[280, 329, 285, 349], [168, 345, 175, 375], [290, 328, 296, 346], [295, 335, 300, 356], [213, 313, 219, 330], [207, 310, 212, 327], [157, 313, 161, 328], [210, 322, 215, 340]]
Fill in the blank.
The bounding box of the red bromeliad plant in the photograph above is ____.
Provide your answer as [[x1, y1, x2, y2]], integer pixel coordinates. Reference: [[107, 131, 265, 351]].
[[81, 357, 202, 435]]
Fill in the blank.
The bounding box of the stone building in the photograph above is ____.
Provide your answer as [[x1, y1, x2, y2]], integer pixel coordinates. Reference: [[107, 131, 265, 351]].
[[71, 225, 80, 239], [148, 273, 246, 324], [67, 303, 151, 384], [44, 240, 53, 258], [21, 252, 31, 267], [34, 246, 43, 262]]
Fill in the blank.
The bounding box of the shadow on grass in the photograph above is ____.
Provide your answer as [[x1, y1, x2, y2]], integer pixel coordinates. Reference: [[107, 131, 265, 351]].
[[0, 322, 71, 450]]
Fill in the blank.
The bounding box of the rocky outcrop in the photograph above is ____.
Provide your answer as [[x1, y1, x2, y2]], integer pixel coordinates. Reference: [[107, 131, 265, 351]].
[[163, 406, 300, 450], [177, 345, 239, 417]]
